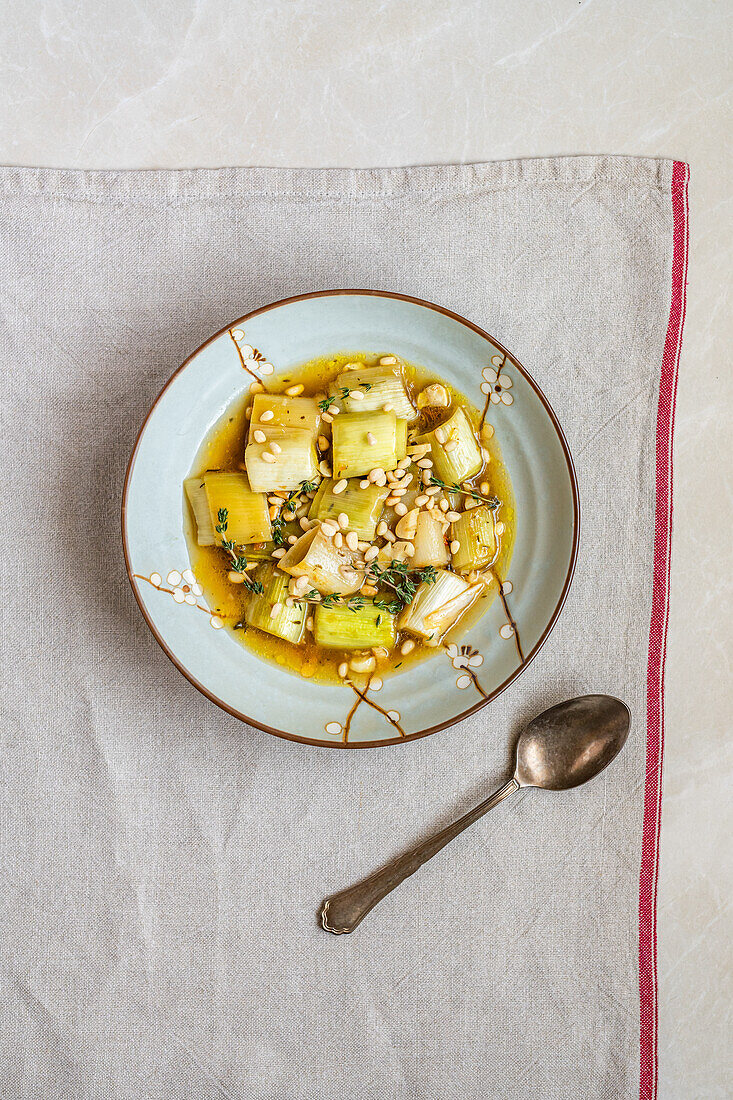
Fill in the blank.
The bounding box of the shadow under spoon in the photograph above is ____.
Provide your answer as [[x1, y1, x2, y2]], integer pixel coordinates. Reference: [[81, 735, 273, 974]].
[[320, 694, 630, 935]]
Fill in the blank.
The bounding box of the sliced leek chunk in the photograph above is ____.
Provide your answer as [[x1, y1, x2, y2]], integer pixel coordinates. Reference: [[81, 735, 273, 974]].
[[332, 410, 399, 478], [314, 600, 396, 650], [184, 477, 217, 546], [396, 418, 408, 461], [251, 393, 320, 435], [450, 505, 497, 572], [278, 526, 363, 595], [422, 406, 482, 484], [245, 426, 319, 493], [308, 478, 389, 539], [398, 568, 482, 641], [203, 472, 271, 544], [333, 362, 416, 421], [411, 510, 449, 568], [245, 563, 306, 644]]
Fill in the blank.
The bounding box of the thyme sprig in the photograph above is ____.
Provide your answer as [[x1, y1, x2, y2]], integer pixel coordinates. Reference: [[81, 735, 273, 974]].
[[367, 561, 438, 612], [215, 509, 264, 594], [271, 479, 318, 546], [293, 589, 366, 612], [317, 382, 372, 411], [429, 476, 501, 508]]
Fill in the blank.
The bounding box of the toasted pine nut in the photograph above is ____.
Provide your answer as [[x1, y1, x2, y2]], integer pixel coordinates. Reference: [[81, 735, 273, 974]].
[[245, 407, 252, 419], [434, 426, 448, 444], [318, 460, 332, 477], [346, 531, 358, 551], [382, 530, 396, 542], [332, 479, 348, 494], [321, 412, 333, 423], [377, 521, 389, 536], [260, 409, 274, 421], [253, 429, 266, 443], [299, 517, 311, 530], [270, 602, 282, 618], [417, 458, 433, 469], [440, 498, 449, 512], [446, 511, 462, 522], [397, 457, 411, 469], [362, 583, 378, 595], [426, 486, 441, 495], [272, 547, 287, 558], [337, 512, 349, 529], [269, 442, 282, 454], [444, 440, 458, 452], [306, 616, 314, 631], [287, 534, 298, 544], [379, 356, 397, 365], [415, 494, 429, 506], [350, 654, 376, 673], [480, 481, 490, 495], [360, 479, 370, 488], [366, 431, 377, 445], [450, 540, 461, 554], [228, 571, 245, 584], [407, 443, 431, 456], [338, 662, 349, 678], [262, 452, 277, 464], [364, 545, 379, 562], [249, 381, 264, 393], [327, 405, 340, 416], [321, 521, 338, 536], [392, 487, 408, 497], [317, 435, 330, 450], [350, 389, 365, 401], [401, 639, 415, 655], [394, 502, 408, 516], [285, 384, 304, 396], [357, 540, 370, 551], [333, 532, 343, 548]]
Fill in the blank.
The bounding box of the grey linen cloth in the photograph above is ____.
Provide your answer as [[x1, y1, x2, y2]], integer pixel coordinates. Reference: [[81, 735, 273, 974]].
[[0, 158, 678, 1099]]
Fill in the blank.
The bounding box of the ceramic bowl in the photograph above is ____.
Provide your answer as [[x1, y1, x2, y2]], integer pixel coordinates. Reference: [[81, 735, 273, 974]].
[[123, 291, 578, 747]]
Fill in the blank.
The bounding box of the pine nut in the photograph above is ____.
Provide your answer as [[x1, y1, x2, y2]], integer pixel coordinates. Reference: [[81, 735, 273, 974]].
[[439, 499, 449, 512], [377, 522, 389, 536], [368, 467, 384, 482], [407, 443, 431, 456], [272, 547, 287, 558], [285, 384, 304, 396], [370, 676, 383, 691], [417, 458, 433, 469], [446, 511, 462, 522], [333, 532, 343, 548], [287, 534, 297, 544], [270, 602, 282, 618], [321, 521, 338, 536], [321, 412, 333, 423], [268, 505, 279, 520], [350, 389, 365, 401], [306, 616, 314, 631], [245, 407, 252, 419], [444, 440, 458, 452], [338, 662, 349, 678], [357, 541, 370, 551], [262, 452, 277, 464], [319, 460, 332, 477], [332, 479, 348, 494], [394, 502, 408, 516], [379, 356, 397, 365], [299, 517, 311, 530], [392, 487, 408, 497], [345, 531, 358, 551], [397, 457, 411, 469], [426, 486, 441, 495], [360, 479, 370, 488], [350, 654, 376, 673], [228, 571, 245, 584], [253, 429, 266, 443], [383, 530, 396, 542], [367, 431, 377, 445], [317, 435, 330, 450], [415, 494, 429, 506], [327, 405, 340, 416], [260, 409, 274, 421], [249, 381, 264, 393], [385, 495, 399, 506], [337, 512, 349, 529], [269, 442, 282, 454], [496, 522, 505, 535], [434, 426, 448, 444], [362, 583, 378, 594], [401, 639, 415, 655], [364, 545, 379, 562], [450, 540, 461, 554], [480, 481, 490, 495]]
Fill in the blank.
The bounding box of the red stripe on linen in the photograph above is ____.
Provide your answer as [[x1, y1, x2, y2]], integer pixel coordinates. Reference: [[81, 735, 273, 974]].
[[639, 160, 689, 1100]]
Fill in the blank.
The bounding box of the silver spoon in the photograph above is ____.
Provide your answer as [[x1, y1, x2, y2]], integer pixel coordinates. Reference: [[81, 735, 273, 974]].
[[321, 694, 630, 934]]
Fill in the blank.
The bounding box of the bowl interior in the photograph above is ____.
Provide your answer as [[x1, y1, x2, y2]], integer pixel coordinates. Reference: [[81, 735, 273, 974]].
[[123, 292, 577, 747]]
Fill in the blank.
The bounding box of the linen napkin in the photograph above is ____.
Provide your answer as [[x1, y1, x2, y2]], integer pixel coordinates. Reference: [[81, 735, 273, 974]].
[[0, 156, 688, 1100]]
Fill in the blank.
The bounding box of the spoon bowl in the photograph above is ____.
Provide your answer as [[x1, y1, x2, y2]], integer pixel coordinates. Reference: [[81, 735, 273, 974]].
[[515, 694, 630, 790]]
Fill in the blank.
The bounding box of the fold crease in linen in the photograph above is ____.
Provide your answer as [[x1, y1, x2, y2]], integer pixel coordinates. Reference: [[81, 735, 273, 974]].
[[0, 156, 683, 1100]]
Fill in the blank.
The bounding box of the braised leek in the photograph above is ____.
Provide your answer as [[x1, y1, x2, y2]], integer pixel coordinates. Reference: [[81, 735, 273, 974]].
[[399, 568, 482, 641], [251, 393, 320, 435], [245, 426, 319, 493], [245, 562, 306, 644], [450, 505, 497, 572], [423, 406, 482, 484], [184, 477, 217, 546], [203, 472, 271, 544], [411, 510, 449, 568], [314, 600, 396, 650], [333, 362, 416, 422], [308, 478, 389, 539], [278, 526, 363, 596], [332, 410, 400, 478]]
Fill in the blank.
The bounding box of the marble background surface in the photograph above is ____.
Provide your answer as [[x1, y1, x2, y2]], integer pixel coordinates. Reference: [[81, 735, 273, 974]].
[[1, 2, 730, 1096]]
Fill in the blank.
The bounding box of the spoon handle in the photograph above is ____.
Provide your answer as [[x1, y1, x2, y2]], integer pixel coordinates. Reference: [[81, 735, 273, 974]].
[[320, 777, 520, 934]]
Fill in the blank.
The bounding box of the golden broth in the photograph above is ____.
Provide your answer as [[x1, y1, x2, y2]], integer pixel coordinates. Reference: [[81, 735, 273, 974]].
[[184, 352, 516, 685]]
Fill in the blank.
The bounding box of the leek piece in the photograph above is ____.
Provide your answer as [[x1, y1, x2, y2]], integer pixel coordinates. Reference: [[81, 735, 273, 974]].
[[314, 600, 396, 650], [396, 418, 408, 461], [244, 426, 319, 493], [251, 393, 320, 435], [333, 363, 416, 421], [399, 568, 481, 641], [308, 478, 389, 539], [332, 410, 399, 478], [184, 477, 217, 546], [411, 511, 449, 568], [203, 472, 271, 545], [450, 505, 497, 572], [278, 526, 363, 595], [245, 563, 306, 644], [423, 406, 482, 484]]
